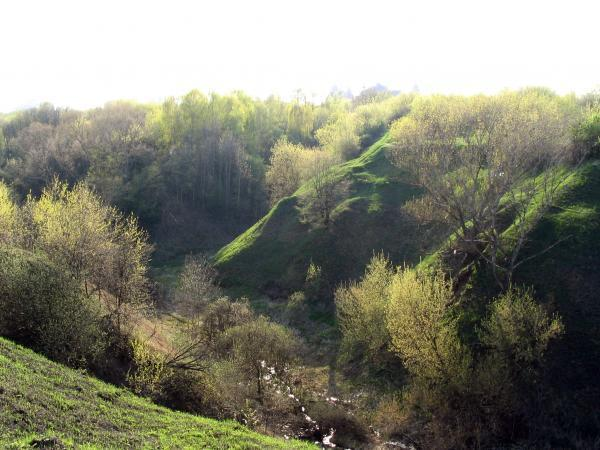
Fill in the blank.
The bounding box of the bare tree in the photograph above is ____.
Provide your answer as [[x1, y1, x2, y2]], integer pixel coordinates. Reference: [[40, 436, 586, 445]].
[[175, 254, 220, 319]]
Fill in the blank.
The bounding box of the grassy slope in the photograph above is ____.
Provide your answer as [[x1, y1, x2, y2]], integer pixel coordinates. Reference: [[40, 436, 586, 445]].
[[0, 338, 313, 449], [443, 160, 600, 431], [512, 160, 600, 419], [214, 134, 445, 294]]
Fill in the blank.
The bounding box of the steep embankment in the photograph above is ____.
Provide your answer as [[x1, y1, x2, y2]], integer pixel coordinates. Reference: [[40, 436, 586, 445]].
[[214, 135, 447, 295], [511, 160, 600, 427], [0, 337, 313, 449]]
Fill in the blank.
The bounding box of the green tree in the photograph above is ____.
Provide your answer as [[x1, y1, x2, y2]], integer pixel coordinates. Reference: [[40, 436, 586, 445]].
[[175, 255, 220, 319], [389, 91, 579, 287], [0, 247, 103, 366], [385, 268, 470, 385], [0, 181, 20, 245], [31, 179, 152, 333], [223, 316, 300, 400], [479, 287, 563, 378], [335, 254, 395, 370]]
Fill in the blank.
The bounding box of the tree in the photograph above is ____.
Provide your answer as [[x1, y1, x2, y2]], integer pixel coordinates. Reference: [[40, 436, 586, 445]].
[[175, 255, 220, 318], [30, 179, 152, 333], [12, 121, 56, 193], [573, 107, 600, 158], [385, 267, 470, 385], [166, 297, 253, 372], [0, 247, 103, 366], [473, 288, 564, 442], [100, 213, 152, 333], [335, 254, 395, 370], [0, 181, 20, 245], [304, 153, 344, 227], [265, 138, 308, 205], [223, 316, 300, 400], [315, 115, 361, 160], [479, 287, 563, 377], [389, 91, 579, 287], [31, 179, 112, 283]]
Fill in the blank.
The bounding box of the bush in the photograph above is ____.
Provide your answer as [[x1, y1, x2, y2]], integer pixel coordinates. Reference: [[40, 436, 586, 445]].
[[0, 182, 21, 245], [222, 316, 301, 400], [159, 368, 223, 418], [386, 267, 470, 385], [335, 254, 402, 377], [574, 110, 600, 159], [175, 254, 220, 318], [0, 247, 104, 366], [126, 338, 168, 398], [285, 291, 308, 326], [308, 401, 370, 448]]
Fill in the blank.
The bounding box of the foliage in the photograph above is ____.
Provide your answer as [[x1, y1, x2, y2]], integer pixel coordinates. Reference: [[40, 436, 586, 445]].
[[174, 254, 220, 317], [574, 108, 600, 158], [222, 316, 301, 399], [0, 181, 20, 245], [335, 254, 395, 371], [30, 179, 152, 332], [389, 90, 580, 287], [479, 287, 563, 370], [127, 337, 169, 398], [336, 251, 570, 447], [300, 153, 346, 227], [0, 247, 103, 366], [0, 91, 416, 264], [215, 134, 440, 294], [264, 138, 330, 205], [386, 267, 470, 385]]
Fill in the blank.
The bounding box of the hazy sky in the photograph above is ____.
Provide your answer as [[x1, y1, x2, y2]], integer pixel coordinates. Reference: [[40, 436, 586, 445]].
[[1, 0, 598, 112]]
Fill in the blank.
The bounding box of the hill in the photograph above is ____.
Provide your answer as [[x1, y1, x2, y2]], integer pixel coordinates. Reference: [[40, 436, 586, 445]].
[[0, 337, 313, 449], [511, 160, 600, 430], [214, 134, 446, 296]]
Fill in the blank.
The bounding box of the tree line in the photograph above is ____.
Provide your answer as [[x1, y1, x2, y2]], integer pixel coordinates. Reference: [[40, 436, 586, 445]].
[[0, 88, 411, 255]]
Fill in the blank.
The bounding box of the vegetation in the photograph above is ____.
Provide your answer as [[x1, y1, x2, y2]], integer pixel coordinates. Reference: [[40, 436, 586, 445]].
[[2, 87, 600, 448], [389, 90, 580, 287], [0, 337, 312, 449], [214, 134, 445, 294], [0, 247, 103, 367]]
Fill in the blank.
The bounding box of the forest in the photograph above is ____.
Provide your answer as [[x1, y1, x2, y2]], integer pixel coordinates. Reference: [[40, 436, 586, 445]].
[[1, 86, 600, 449]]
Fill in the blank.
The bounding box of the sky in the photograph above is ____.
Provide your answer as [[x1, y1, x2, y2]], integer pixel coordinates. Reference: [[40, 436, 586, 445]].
[[1, 0, 599, 112]]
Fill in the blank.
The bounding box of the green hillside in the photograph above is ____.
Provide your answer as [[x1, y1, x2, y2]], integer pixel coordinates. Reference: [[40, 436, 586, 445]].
[[0, 337, 313, 449], [214, 134, 446, 294], [511, 160, 600, 426]]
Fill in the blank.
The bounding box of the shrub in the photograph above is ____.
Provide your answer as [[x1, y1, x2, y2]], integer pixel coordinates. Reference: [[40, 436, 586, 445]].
[[285, 291, 308, 326], [127, 338, 168, 398], [30, 179, 152, 333], [386, 267, 470, 386], [0, 182, 21, 245], [479, 287, 563, 371], [175, 254, 220, 318], [308, 401, 370, 448], [574, 110, 600, 159], [335, 254, 400, 376], [221, 316, 301, 400], [0, 247, 104, 366], [159, 368, 222, 418]]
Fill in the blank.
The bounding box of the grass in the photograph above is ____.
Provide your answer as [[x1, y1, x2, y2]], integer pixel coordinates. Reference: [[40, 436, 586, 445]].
[[443, 160, 600, 435], [0, 337, 314, 449], [214, 134, 447, 295], [512, 161, 600, 375]]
